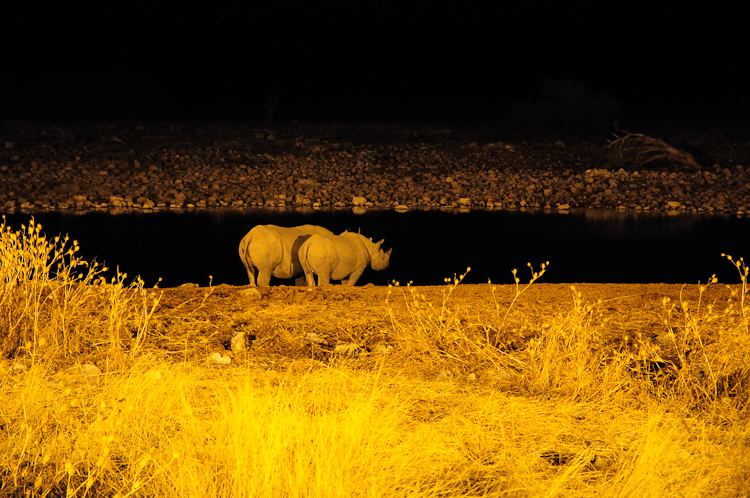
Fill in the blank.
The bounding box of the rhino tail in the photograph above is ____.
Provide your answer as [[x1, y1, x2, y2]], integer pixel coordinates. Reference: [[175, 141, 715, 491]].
[[239, 233, 258, 285], [298, 238, 310, 271], [239, 233, 252, 265]]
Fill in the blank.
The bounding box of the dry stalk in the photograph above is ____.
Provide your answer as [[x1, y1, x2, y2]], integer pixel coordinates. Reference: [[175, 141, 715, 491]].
[[608, 132, 702, 171]]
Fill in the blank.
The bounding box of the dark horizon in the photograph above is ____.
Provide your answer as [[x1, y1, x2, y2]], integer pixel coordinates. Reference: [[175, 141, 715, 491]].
[[2, 5, 748, 125]]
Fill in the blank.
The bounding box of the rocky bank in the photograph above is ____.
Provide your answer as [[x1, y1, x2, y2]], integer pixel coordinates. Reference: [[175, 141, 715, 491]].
[[2, 121, 750, 215]]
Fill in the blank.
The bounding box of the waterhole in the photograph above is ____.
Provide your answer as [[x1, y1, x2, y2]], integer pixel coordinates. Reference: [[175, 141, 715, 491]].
[[3, 209, 749, 287]]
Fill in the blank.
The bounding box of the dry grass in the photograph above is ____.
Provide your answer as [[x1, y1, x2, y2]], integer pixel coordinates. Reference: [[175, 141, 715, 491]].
[[1, 220, 749, 497], [608, 132, 702, 171]]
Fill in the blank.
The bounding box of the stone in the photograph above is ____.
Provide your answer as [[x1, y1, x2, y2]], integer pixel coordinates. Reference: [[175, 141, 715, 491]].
[[306, 333, 327, 345], [209, 352, 231, 365], [231, 332, 251, 352], [352, 195, 367, 206], [333, 343, 360, 355], [137, 197, 155, 209], [80, 363, 101, 376], [372, 344, 393, 354], [240, 288, 262, 300]]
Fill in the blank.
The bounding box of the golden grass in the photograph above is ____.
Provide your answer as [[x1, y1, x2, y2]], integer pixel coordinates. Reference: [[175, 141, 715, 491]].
[[1, 219, 749, 497]]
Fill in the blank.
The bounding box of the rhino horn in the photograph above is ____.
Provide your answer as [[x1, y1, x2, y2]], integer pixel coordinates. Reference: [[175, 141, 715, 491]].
[[385, 247, 393, 256]]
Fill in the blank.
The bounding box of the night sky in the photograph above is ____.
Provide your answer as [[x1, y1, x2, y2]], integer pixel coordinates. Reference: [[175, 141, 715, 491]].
[[2, 4, 747, 124]]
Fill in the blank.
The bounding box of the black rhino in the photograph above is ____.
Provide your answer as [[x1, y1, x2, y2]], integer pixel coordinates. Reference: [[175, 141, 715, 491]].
[[299, 231, 392, 287], [238, 224, 334, 286]]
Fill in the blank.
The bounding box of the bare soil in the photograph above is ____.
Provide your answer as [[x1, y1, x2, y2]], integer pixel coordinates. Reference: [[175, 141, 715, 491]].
[[139, 282, 732, 373]]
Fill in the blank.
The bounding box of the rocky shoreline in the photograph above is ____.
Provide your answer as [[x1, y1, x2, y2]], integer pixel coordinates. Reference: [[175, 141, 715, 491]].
[[2, 121, 749, 216]]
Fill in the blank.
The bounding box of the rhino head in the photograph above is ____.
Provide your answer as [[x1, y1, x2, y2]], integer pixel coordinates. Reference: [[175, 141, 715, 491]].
[[370, 239, 392, 271]]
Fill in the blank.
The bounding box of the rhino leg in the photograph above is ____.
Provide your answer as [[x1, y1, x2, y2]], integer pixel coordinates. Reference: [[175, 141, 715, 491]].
[[294, 276, 307, 286], [257, 269, 273, 287], [317, 272, 331, 286], [345, 268, 365, 286]]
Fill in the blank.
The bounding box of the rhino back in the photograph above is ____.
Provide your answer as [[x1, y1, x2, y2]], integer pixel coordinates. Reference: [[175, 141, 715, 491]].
[[329, 233, 368, 279], [244, 225, 284, 271], [246, 225, 334, 279]]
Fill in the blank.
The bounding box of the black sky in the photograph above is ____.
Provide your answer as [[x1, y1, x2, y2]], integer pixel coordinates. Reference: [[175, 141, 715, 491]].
[[2, 4, 748, 123]]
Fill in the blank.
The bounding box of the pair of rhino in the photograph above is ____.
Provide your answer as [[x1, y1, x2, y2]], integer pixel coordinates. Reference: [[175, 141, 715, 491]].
[[238, 224, 392, 287]]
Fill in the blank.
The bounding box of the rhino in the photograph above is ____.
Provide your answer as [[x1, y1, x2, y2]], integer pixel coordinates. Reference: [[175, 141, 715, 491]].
[[299, 231, 392, 287], [238, 224, 334, 286]]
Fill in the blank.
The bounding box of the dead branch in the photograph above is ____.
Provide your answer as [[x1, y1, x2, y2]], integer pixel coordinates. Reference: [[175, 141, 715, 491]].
[[608, 132, 702, 171]]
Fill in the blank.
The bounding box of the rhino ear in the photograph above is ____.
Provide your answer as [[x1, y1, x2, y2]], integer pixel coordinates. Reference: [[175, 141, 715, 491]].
[[376, 239, 385, 247]]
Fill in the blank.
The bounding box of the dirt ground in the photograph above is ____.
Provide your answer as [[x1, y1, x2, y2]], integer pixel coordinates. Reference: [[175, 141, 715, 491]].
[[140, 281, 734, 374]]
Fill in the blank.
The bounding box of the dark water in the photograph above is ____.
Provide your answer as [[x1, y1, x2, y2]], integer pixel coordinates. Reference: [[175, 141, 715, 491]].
[[3, 209, 750, 287]]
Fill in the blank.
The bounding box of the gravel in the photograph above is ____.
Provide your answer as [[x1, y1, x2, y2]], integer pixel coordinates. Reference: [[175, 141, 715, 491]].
[[2, 121, 750, 215]]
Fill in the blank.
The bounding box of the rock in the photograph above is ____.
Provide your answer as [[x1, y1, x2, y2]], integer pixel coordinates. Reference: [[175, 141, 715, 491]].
[[231, 332, 251, 352], [209, 352, 231, 365], [11, 362, 26, 374], [352, 206, 367, 215], [333, 343, 360, 355], [394, 204, 409, 213], [372, 344, 393, 354], [137, 197, 155, 209], [240, 288, 262, 300], [5, 141, 15, 149], [178, 283, 199, 288], [306, 333, 328, 345], [352, 195, 367, 206], [80, 363, 101, 376], [458, 197, 471, 206]]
